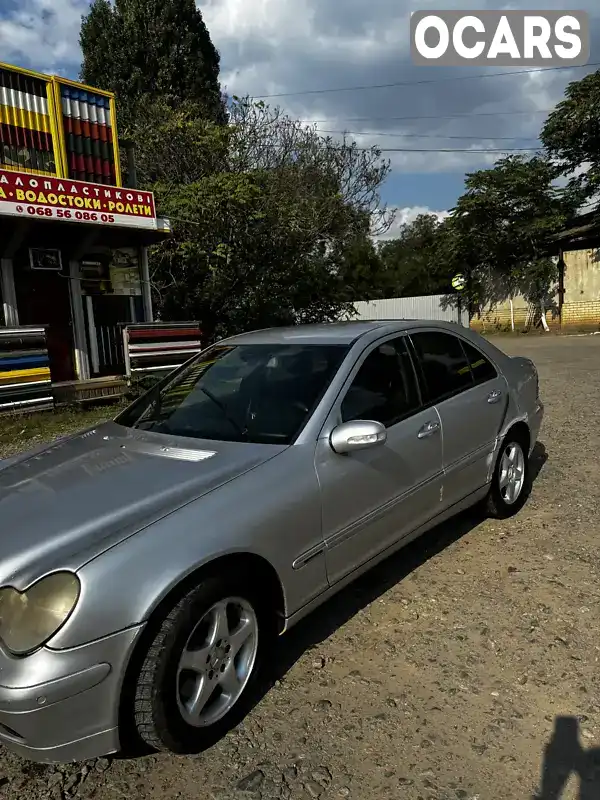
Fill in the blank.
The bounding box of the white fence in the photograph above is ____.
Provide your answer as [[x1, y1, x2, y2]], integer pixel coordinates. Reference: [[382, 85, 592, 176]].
[[347, 295, 469, 326]]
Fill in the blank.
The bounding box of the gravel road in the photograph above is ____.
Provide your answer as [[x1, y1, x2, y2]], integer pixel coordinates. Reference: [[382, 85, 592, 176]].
[[1, 334, 599, 800]]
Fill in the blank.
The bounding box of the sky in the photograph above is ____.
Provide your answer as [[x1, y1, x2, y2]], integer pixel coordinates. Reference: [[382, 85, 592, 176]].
[[1, 0, 599, 238]]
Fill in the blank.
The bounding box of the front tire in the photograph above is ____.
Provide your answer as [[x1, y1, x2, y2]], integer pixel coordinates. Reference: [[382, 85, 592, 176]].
[[485, 434, 530, 519], [132, 573, 270, 754]]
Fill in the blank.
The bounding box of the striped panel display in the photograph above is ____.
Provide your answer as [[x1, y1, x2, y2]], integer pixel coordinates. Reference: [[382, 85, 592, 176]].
[[0, 326, 54, 412], [60, 86, 115, 185], [123, 323, 203, 377], [0, 68, 56, 175]]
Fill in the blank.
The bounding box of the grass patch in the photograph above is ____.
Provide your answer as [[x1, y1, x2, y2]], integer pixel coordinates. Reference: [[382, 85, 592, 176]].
[[0, 403, 123, 460]]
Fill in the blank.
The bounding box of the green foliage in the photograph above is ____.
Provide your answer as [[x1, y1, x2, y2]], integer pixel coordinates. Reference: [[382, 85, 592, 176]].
[[377, 214, 453, 298], [446, 155, 576, 312], [361, 71, 600, 314], [80, 0, 226, 127], [541, 70, 600, 205], [122, 99, 230, 185], [377, 155, 578, 316], [121, 98, 393, 339]]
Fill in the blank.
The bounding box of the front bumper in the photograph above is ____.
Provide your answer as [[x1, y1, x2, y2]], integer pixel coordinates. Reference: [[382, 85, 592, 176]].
[[0, 624, 142, 763]]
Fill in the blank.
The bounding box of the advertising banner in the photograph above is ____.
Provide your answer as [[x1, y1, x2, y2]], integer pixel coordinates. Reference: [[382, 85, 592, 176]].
[[0, 168, 157, 230]]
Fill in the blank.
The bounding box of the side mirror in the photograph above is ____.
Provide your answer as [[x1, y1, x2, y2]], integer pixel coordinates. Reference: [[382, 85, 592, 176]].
[[330, 420, 387, 454]]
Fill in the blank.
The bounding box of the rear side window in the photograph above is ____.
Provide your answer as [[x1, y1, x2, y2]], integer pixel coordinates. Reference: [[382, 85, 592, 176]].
[[460, 340, 497, 384], [410, 331, 473, 403]]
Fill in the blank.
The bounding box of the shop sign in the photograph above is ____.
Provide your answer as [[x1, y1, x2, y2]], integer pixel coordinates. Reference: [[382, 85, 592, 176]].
[[0, 168, 157, 230]]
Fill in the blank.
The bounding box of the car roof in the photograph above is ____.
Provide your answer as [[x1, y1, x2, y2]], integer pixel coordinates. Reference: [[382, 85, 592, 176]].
[[220, 319, 469, 346]]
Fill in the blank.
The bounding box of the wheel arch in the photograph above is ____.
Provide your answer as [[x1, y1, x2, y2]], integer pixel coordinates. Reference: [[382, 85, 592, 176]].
[[143, 551, 287, 631], [504, 420, 531, 454], [487, 419, 531, 483], [117, 551, 286, 751], [487, 418, 531, 484]]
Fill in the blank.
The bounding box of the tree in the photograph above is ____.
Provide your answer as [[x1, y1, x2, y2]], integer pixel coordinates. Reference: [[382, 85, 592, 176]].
[[446, 155, 577, 323], [338, 232, 393, 302], [228, 100, 393, 238], [541, 69, 600, 206], [80, 0, 226, 127], [121, 98, 229, 186], [123, 99, 393, 338], [79, 1, 394, 338], [377, 214, 453, 298]]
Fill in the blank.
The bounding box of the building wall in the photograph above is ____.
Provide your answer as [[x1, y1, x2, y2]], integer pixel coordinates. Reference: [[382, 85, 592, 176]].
[[561, 247, 600, 330], [469, 247, 600, 332]]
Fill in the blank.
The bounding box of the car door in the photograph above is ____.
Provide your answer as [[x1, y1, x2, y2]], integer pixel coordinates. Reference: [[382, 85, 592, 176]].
[[315, 333, 444, 586], [408, 328, 508, 510]]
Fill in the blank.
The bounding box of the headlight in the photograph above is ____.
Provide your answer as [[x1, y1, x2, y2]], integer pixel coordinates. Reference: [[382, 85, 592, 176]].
[[0, 572, 80, 655]]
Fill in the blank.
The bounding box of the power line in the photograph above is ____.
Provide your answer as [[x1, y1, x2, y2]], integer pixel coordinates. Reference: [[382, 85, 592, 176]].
[[302, 108, 554, 123], [234, 140, 539, 153], [315, 129, 540, 141], [361, 147, 539, 153], [252, 62, 600, 99]]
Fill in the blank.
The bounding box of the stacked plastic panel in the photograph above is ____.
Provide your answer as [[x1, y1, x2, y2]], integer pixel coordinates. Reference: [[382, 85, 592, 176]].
[[0, 326, 54, 411], [0, 67, 57, 175], [123, 323, 204, 377], [60, 86, 116, 185]]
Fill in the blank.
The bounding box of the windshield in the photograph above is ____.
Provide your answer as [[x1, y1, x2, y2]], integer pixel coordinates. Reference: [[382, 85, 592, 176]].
[[115, 342, 350, 445]]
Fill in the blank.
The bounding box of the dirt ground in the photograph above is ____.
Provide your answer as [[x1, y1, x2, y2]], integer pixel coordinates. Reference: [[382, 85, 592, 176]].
[[1, 334, 599, 800]]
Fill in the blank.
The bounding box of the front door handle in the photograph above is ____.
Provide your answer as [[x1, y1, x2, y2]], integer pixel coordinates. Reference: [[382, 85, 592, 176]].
[[487, 390, 503, 404], [417, 420, 440, 439]]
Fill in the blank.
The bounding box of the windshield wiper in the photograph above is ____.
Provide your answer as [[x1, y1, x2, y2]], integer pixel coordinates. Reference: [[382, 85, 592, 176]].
[[197, 386, 248, 440]]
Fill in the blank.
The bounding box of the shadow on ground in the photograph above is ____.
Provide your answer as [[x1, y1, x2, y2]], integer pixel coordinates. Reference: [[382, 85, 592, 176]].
[[534, 717, 600, 799]]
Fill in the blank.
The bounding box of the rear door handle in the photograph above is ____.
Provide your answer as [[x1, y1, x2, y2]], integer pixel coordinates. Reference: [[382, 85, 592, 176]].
[[487, 390, 503, 404], [417, 420, 440, 439]]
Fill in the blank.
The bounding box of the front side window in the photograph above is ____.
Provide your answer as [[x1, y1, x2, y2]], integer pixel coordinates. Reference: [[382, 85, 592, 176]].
[[410, 330, 473, 403], [341, 337, 421, 427], [116, 343, 349, 444]]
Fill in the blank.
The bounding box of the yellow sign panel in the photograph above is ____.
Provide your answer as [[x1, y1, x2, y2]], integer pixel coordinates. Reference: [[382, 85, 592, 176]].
[[451, 273, 466, 291], [0, 61, 121, 186]]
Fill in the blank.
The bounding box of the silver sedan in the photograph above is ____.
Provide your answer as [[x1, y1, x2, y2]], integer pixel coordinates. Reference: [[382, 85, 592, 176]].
[[0, 320, 543, 763]]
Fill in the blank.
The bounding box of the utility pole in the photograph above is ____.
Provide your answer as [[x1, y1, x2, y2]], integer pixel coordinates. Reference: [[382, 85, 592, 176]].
[[119, 139, 138, 189]]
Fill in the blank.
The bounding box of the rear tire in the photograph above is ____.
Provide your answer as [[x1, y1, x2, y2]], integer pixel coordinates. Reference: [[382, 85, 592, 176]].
[[132, 572, 272, 755], [485, 433, 531, 519]]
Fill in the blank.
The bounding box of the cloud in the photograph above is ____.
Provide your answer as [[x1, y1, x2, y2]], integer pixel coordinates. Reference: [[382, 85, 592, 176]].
[[376, 205, 450, 240], [202, 0, 600, 176], [0, 0, 87, 74], [1, 0, 599, 190]]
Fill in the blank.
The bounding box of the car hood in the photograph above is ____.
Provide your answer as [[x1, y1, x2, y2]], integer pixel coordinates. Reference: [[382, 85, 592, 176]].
[[0, 422, 285, 588]]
